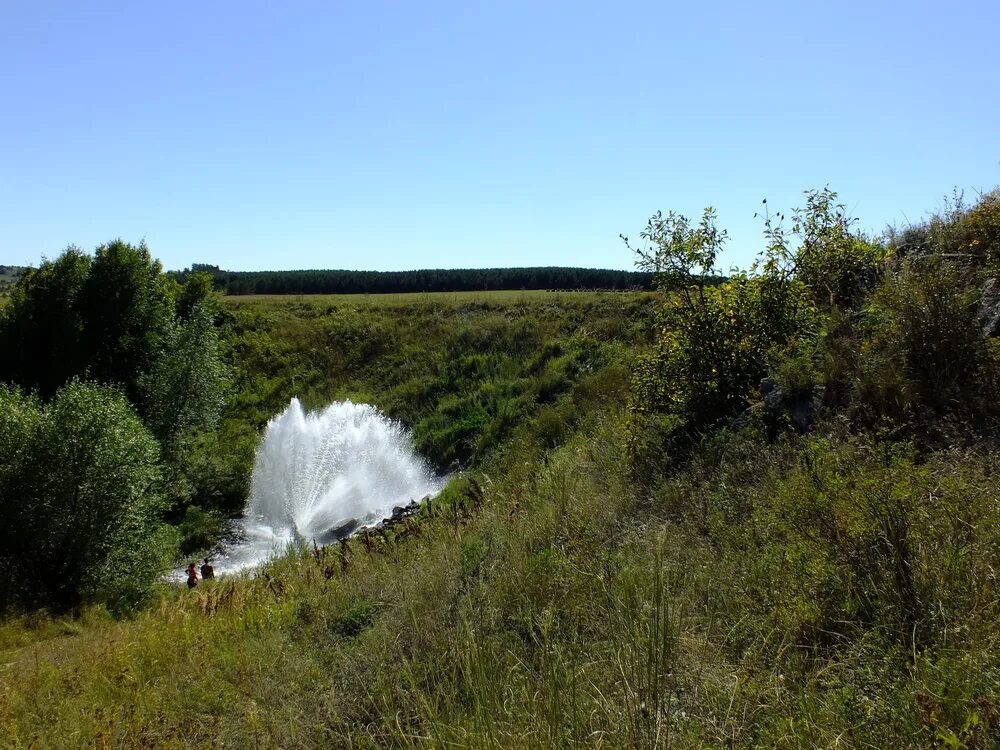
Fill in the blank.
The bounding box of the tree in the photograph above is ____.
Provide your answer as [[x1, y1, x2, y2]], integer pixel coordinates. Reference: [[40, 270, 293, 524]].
[[624, 206, 815, 472], [175, 270, 218, 320], [788, 188, 884, 310], [626, 208, 808, 427], [0, 381, 171, 612], [0, 247, 91, 397], [140, 301, 228, 449], [79, 240, 175, 401]]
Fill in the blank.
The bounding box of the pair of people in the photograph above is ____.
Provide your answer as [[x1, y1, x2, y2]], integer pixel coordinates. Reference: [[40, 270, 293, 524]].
[[186, 558, 215, 588]]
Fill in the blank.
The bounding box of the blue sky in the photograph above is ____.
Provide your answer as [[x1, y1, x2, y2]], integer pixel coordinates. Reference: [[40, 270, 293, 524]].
[[1, 1, 997, 272]]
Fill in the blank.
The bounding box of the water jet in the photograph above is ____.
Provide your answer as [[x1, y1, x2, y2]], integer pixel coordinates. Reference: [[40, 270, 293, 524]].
[[216, 398, 443, 573]]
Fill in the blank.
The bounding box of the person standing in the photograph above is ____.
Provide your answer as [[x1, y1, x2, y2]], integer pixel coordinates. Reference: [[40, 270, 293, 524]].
[[186, 562, 199, 589], [201, 558, 215, 581]]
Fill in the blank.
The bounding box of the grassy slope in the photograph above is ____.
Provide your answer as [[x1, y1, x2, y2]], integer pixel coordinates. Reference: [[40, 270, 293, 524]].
[[2, 289, 999, 748], [0, 267, 25, 301], [184, 291, 653, 518], [0, 292, 662, 747]]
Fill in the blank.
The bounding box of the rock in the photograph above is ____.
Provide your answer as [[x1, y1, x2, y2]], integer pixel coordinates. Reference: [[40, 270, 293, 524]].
[[760, 377, 782, 410], [314, 518, 360, 545], [730, 404, 759, 430], [979, 278, 1000, 337], [759, 377, 823, 432], [391, 506, 406, 519]]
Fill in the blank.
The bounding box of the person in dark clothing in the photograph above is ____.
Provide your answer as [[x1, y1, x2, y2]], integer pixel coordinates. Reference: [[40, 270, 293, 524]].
[[201, 558, 215, 580], [186, 562, 198, 589]]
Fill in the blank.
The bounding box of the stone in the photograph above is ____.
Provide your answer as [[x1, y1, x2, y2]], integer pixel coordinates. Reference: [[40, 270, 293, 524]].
[[978, 278, 1000, 337], [758, 377, 823, 432]]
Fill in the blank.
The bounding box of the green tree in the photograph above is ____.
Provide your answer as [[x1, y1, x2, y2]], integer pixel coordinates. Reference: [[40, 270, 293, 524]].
[[140, 302, 228, 452], [175, 270, 218, 320], [788, 188, 885, 309], [0, 386, 42, 605], [0, 248, 91, 397], [0, 381, 171, 612], [79, 240, 175, 401], [626, 208, 810, 437]]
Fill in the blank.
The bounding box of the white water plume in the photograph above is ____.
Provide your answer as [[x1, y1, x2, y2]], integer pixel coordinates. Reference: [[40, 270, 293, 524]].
[[217, 398, 443, 573]]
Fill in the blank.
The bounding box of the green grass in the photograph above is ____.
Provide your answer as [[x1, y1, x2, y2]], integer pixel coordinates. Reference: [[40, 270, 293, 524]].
[[7, 401, 998, 747], [173, 290, 654, 517]]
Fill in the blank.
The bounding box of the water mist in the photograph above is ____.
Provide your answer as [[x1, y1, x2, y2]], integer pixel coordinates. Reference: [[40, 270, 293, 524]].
[[216, 398, 443, 573]]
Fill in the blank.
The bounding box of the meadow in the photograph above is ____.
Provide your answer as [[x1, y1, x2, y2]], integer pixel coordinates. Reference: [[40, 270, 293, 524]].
[[221, 289, 647, 307]]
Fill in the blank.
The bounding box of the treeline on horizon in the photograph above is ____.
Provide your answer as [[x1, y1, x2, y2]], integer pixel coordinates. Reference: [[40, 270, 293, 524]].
[[170, 264, 661, 295]]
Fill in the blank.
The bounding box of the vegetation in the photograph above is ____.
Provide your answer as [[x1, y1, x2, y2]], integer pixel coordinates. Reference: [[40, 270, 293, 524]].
[[2, 187, 1000, 747], [0, 381, 171, 613], [0, 240, 227, 607], [0, 266, 26, 296], [174, 264, 657, 295]]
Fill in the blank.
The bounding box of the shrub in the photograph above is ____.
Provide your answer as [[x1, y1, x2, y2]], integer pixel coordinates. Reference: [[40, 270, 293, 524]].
[[965, 188, 1000, 271], [625, 207, 814, 467], [790, 188, 885, 309], [0, 381, 170, 613], [855, 259, 997, 424], [332, 598, 380, 638], [888, 188, 1000, 271], [177, 505, 224, 556], [726, 439, 1000, 653]]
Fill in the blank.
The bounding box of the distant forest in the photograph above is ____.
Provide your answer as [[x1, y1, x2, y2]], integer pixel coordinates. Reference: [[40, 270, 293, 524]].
[[169, 265, 658, 295]]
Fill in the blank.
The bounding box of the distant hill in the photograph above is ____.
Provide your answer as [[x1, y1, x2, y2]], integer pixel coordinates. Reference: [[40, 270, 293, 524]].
[[0, 265, 28, 294], [169, 265, 658, 295]]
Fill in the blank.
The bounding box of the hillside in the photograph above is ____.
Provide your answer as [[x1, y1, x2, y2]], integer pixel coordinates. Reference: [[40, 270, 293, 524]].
[[1, 188, 1000, 747], [0, 265, 26, 295]]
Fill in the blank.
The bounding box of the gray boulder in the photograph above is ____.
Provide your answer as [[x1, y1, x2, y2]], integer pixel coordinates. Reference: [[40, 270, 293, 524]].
[[978, 278, 1000, 337], [759, 377, 824, 432]]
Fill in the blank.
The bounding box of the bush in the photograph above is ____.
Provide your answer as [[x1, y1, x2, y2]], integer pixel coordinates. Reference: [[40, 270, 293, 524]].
[[855, 259, 998, 424], [625, 207, 814, 466], [889, 188, 1000, 272], [177, 505, 223, 556], [965, 188, 1000, 271], [790, 188, 885, 309], [722, 438, 1000, 653], [0, 381, 171, 613]]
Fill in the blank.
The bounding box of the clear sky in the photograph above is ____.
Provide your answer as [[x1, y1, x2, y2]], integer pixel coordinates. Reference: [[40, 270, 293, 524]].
[[1, 1, 997, 272]]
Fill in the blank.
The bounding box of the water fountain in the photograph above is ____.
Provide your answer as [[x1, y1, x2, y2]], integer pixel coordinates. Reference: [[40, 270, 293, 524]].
[[215, 398, 443, 573]]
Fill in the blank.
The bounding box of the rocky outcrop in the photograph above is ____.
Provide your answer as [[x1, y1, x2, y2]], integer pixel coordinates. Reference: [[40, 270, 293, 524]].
[[759, 377, 824, 432], [978, 278, 1000, 337], [313, 498, 426, 546]]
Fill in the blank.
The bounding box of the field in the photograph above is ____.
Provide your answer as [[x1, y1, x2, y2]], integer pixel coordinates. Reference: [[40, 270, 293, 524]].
[[0, 291, 667, 747], [221, 289, 649, 307]]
